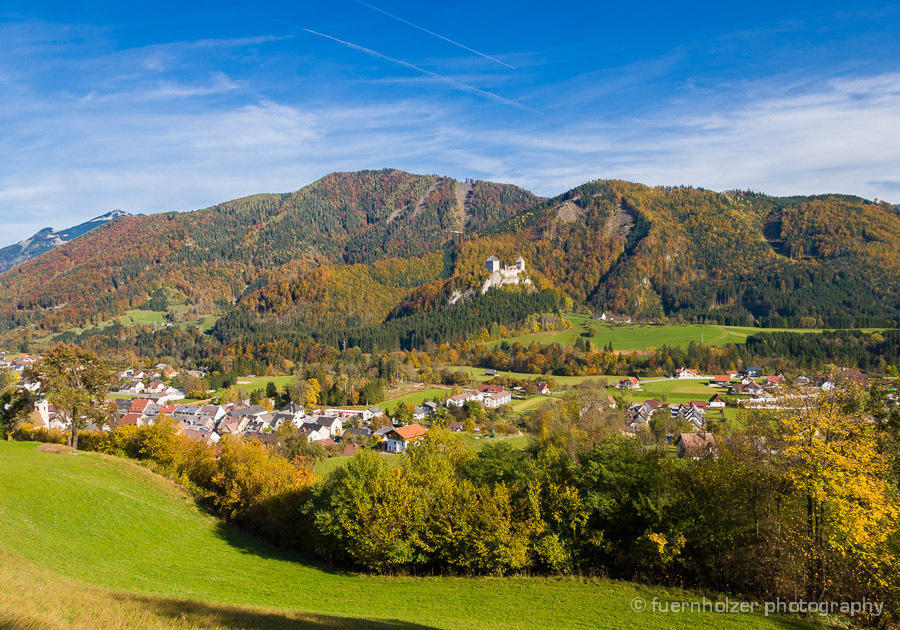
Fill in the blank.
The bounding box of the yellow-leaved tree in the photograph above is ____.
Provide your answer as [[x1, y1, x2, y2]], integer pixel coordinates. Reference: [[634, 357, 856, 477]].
[[772, 389, 898, 603]]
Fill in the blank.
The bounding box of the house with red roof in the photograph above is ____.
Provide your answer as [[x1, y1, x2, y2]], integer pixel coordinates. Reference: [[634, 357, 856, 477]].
[[385, 424, 428, 453]]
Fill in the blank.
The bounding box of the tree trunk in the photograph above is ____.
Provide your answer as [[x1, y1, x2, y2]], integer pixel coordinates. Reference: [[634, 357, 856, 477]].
[[806, 492, 815, 600], [71, 425, 79, 451]]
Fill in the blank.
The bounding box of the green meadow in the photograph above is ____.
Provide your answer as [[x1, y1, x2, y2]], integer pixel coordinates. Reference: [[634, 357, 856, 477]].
[[485, 313, 846, 352], [1, 441, 826, 629]]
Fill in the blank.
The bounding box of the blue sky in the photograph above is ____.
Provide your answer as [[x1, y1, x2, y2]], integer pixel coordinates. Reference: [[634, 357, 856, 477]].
[[2, 1, 899, 241]]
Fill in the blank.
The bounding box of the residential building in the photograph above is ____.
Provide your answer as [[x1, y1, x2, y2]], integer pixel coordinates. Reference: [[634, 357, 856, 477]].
[[385, 424, 428, 453]]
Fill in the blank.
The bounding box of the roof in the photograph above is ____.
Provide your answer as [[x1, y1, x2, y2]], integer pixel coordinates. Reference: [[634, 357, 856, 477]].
[[476, 384, 506, 393], [313, 415, 339, 427], [120, 413, 142, 426], [341, 444, 361, 457], [676, 432, 719, 458], [129, 398, 152, 413], [486, 255, 499, 261], [182, 428, 212, 443], [390, 424, 428, 440]]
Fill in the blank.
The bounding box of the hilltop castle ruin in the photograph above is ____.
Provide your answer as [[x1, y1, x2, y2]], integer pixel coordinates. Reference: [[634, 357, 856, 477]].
[[481, 255, 530, 294]]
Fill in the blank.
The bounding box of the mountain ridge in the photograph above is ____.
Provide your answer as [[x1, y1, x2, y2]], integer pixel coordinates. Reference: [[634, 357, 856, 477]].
[[0, 209, 133, 273], [1, 169, 897, 353]]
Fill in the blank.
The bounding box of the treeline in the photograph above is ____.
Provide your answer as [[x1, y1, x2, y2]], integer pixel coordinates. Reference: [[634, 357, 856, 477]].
[[444, 330, 898, 377], [745, 329, 900, 372], [213, 287, 568, 355]]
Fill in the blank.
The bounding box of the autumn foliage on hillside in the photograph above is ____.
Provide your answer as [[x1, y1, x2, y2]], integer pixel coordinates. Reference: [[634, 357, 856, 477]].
[[2, 172, 897, 354]]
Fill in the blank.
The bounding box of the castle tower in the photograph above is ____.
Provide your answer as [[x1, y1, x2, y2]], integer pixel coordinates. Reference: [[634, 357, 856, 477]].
[[515, 256, 525, 271], [486, 255, 500, 272]]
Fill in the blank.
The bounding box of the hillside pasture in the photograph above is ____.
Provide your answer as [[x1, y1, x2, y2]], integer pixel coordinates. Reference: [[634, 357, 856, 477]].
[[0, 441, 822, 629], [484, 313, 848, 352]]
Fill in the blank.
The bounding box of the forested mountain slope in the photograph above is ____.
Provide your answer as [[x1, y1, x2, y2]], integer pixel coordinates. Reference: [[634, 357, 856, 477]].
[[446, 181, 900, 327], [0, 170, 539, 335], [2, 173, 897, 356], [0, 210, 132, 273]]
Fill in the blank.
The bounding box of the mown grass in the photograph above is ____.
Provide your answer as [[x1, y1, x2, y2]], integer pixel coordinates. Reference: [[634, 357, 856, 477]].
[[380, 386, 453, 412], [448, 365, 616, 387], [631, 379, 722, 404], [218, 375, 296, 397], [484, 313, 865, 352], [0, 441, 823, 629], [121, 309, 168, 325]]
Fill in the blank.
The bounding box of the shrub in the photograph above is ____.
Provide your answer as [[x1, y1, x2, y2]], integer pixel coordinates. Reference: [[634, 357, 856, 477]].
[[12, 424, 67, 444]]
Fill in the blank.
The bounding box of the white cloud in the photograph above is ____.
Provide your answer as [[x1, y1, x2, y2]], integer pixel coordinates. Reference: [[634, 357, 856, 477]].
[[0, 14, 898, 242]]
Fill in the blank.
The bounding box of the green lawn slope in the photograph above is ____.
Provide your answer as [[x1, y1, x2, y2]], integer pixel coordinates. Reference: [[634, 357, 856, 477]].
[[0, 441, 822, 629], [484, 313, 873, 352]]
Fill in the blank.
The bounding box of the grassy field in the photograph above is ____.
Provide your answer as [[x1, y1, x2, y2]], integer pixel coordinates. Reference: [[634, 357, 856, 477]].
[[0, 441, 823, 629], [380, 386, 453, 412], [631, 379, 721, 404], [484, 313, 856, 352], [225, 375, 296, 396], [449, 365, 616, 387], [120, 309, 168, 325]]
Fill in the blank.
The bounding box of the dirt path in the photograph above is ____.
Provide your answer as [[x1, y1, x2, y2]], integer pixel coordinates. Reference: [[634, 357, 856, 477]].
[[409, 179, 439, 220], [387, 179, 439, 223], [453, 180, 474, 231]]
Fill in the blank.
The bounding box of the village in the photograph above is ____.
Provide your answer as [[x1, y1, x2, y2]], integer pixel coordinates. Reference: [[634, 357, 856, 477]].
[[3, 342, 860, 467]]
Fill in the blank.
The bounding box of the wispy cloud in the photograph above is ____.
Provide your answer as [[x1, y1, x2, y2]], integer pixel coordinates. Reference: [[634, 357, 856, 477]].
[[352, 0, 515, 69], [301, 27, 535, 111], [1, 12, 899, 243]]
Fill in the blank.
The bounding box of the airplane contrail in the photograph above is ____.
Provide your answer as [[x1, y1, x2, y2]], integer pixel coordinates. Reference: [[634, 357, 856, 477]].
[[303, 27, 535, 111], [353, 0, 516, 69]]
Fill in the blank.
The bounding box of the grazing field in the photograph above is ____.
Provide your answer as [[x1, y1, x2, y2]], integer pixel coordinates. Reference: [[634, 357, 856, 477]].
[[632, 378, 721, 404], [224, 375, 296, 396], [485, 313, 841, 352], [380, 386, 453, 411], [449, 364, 616, 387], [120, 309, 168, 325], [0, 441, 817, 629]]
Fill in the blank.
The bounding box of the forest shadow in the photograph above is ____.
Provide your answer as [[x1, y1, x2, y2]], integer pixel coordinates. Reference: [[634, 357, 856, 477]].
[[112, 594, 438, 630], [210, 520, 354, 576]]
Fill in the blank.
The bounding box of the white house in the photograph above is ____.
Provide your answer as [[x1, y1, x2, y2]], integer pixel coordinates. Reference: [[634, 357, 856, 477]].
[[385, 424, 428, 453], [304, 415, 343, 438], [482, 390, 512, 408], [325, 408, 373, 422]]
